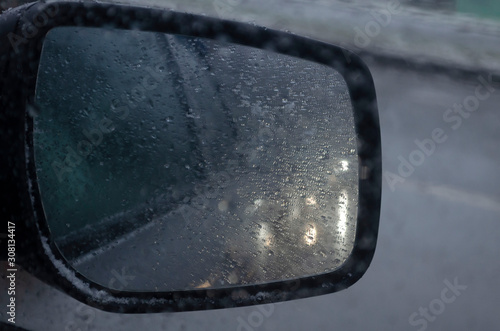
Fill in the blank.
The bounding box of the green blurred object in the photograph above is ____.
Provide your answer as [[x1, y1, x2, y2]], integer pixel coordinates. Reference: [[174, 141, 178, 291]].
[[457, 0, 500, 20]]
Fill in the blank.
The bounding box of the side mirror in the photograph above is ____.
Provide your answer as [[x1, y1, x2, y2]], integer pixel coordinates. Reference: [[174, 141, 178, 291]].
[[1, 1, 381, 313]]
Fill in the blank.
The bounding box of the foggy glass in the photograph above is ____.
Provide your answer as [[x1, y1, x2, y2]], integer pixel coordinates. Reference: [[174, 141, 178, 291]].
[[33, 27, 358, 291]]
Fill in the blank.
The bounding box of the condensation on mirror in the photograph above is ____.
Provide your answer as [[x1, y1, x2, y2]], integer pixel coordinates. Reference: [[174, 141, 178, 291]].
[[33, 27, 358, 291]]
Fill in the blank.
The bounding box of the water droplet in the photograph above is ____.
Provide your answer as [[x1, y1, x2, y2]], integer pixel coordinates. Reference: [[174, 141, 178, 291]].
[[27, 103, 40, 118]]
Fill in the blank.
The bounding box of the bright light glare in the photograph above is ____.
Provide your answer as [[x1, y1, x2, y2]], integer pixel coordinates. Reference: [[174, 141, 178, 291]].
[[338, 190, 348, 238], [305, 224, 317, 245], [305, 196, 317, 206], [258, 223, 273, 247], [340, 160, 349, 171]]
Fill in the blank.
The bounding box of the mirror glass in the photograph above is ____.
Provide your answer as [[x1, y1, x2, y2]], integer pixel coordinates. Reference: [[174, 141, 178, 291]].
[[33, 27, 358, 291]]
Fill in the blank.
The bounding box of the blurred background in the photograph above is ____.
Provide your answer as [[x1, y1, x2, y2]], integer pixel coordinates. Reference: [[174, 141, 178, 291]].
[[4, 0, 500, 21], [1, 0, 500, 330], [357, 0, 500, 20]]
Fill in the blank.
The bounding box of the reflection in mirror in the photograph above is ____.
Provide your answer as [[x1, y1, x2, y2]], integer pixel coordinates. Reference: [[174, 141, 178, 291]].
[[33, 27, 358, 291]]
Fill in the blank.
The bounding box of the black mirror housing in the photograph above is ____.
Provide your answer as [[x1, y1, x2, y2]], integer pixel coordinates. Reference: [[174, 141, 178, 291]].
[[0, 1, 381, 313]]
